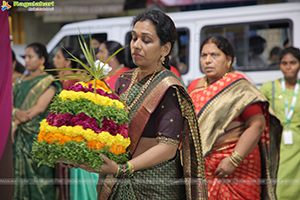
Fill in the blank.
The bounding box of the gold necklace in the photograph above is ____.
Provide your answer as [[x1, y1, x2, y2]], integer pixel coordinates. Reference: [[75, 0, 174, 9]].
[[123, 67, 161, 112], [205, 72, 228, 88]]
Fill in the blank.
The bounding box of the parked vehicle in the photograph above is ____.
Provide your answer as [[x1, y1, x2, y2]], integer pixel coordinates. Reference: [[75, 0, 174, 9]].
[[45, 2, 300, 87]]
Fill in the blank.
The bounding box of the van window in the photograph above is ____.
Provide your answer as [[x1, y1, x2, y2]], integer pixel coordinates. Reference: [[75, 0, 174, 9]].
[[48, 33, 107, 64], [124, 28, 189, 74], [170, 28, 189, 75], [201, 20, 292, 71]]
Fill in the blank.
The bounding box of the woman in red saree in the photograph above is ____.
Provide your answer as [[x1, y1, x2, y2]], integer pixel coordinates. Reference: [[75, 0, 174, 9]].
[[188, 36, 282, 200]]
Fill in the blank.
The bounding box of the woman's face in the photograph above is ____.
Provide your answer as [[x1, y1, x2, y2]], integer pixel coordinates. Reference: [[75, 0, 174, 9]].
[[200, 42, 231, 82], [24, 47, 44, 72], [130, 20, 166, 69], [92, 38, 101, 49], [280, 53, 300, 79], [96, 43, 109, 62], [53, 49, 69, 69]]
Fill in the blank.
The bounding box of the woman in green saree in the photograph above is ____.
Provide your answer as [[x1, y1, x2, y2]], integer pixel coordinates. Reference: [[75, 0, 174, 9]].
[[75, 10, 208, 200], [12, 43, 62, 200]]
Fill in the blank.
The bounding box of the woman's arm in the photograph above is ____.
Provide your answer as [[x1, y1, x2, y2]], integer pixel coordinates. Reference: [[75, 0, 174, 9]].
[[214, 102, 266, 178], [234, 116, 265, 158], [14, 87, 56, 123], [92, 142, 177, 175], [26, 87, 56, 119]]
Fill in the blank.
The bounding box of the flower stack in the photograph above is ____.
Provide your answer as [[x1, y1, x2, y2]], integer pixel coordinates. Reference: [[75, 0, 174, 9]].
[[32, 79, 130, 171]]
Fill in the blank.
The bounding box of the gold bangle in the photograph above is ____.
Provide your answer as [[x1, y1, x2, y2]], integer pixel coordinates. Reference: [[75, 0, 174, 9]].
[[232, 151, 244, 163], [12, 108, 20, 118], [115, 164, 120, 178], [127, 161, 134, 177], [229, 155, 239, 167]]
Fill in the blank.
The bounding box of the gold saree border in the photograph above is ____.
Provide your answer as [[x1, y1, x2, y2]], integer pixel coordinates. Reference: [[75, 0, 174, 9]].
[[21, 75, 55, 110]]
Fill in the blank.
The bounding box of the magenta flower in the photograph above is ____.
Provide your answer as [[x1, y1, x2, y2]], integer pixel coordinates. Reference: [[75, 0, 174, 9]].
[[46, 112, 127, 136], [68, 82, 120, 100]]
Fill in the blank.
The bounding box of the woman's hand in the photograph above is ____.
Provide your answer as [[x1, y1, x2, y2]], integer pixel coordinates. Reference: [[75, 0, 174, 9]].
[[68, 154, 119, 175], [214, 156, 236, 178], [15, 110, 31, 123], [11, 119, 21, 143]]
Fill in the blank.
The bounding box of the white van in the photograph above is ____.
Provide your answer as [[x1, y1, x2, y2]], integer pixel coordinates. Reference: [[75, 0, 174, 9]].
[[46, 2, 300, 88]]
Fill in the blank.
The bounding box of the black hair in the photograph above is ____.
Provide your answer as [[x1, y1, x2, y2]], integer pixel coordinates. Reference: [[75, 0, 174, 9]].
[[12, 50, 25, 74], [26, 42, 49, 68], [102, 40, 125, 65], [269, 47, 281, 57], [26, 42, 57, 75], [132, 9, 178, 69], [283, 38, 289, 47], [249, 35, 266, 55], [91, 34, 106, 44], [200, 35, 235, 70], [60, 47, 80, 69], [279, 46, 300, 62]]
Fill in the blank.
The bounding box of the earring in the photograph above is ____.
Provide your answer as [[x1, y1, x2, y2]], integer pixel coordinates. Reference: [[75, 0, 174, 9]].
[[161, 56, 165, 65], [227, 63, 231, 69], [39, 65, 45, 72]]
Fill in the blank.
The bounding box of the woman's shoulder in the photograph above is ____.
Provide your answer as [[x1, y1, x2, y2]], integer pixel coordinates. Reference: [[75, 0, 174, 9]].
[[260, 80, 277, 89]]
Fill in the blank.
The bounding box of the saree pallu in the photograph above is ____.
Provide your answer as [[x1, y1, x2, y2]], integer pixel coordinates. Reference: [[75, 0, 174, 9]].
[[13, 74, 62, 200], [98, 69, 208, 200], [189, 73, 282, 200]]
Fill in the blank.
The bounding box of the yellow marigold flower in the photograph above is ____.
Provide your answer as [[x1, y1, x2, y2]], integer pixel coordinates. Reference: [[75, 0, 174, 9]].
[[39, 119, 47, 130], [123, 138, 131, 148], [113, 134, 124, 146], [72, 126, 83, 137], [58, 90, 124, 109], [97, 131, 110, 144]]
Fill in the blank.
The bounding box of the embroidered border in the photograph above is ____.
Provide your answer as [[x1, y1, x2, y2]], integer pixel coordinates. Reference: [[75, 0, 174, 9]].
[[156, 136, 180, 146]]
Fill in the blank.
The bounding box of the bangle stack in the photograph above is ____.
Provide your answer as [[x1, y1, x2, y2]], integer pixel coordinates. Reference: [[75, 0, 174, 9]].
[[115, 161, 135, 179], [12, 108, 20, 120], [229, 150, 244, 167]]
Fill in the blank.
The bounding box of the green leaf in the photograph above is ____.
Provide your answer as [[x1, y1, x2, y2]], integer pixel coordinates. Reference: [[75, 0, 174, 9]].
[[31, 139, 129, 172]]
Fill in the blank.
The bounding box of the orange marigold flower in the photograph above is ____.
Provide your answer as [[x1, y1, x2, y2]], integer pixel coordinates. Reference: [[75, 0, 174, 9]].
[[88, 79, 110, 92], [110, 143, 126, 155], [86, 140, 105, 150], [73, 136, 85, 142], [38, 130, 47, 142]]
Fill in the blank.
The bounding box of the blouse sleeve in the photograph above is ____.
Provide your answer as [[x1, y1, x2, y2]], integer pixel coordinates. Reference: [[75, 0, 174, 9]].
[[240, 102, 263, 121], [154, 87, 184, 147]]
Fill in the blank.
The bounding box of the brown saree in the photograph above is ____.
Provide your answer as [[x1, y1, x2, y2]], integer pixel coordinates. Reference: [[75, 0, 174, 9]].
[[97, 69, 208, 200]]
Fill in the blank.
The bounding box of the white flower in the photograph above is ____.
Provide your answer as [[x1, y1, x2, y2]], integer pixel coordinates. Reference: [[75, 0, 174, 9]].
[[94, 60, 112, 76]]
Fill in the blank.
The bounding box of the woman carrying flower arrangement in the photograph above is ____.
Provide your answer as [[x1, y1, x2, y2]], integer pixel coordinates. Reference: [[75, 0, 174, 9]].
[[75, 10, 208, 199]]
